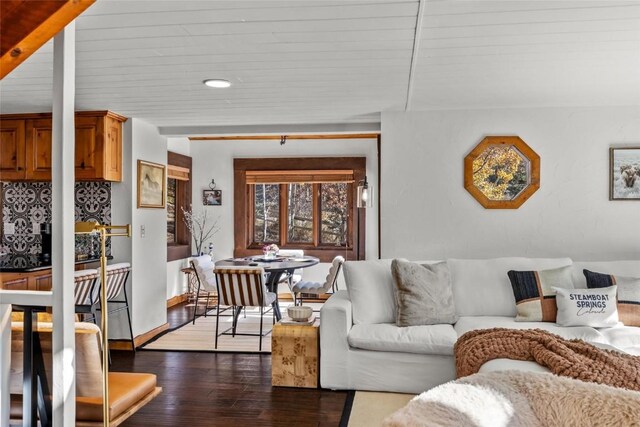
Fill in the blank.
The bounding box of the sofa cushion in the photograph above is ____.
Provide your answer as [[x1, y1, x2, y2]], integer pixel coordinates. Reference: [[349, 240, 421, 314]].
[[453, 316, 608, 345], [585, 270, 640, 327], [448, 258, 573, 317], [391, 259, 458, 327], [554, 286, 619, 328], [344, 259, 396, 324], [507, 266, 573, 322], [599, 326, 640, 356], [572, 261, 640, 289], [348, 323, 457, 356]]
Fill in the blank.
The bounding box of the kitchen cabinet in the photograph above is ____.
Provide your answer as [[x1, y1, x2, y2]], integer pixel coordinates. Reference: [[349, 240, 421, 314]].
[[25, 118, 54, 180], [0, 111, 127, 182], [0, 272, 46, 291], [75, 113, 125, 181], [0, 119, 26, 180], [0, 261, 98, 291]]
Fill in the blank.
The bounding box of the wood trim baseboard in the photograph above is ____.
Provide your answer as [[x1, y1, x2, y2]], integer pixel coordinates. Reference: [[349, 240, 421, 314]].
[[109, 322, 170, 350], [167, 293, 189, 308]]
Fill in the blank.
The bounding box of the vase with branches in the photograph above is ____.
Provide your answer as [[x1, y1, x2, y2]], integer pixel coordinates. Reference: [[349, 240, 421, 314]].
[[181, 205, 221, 256]]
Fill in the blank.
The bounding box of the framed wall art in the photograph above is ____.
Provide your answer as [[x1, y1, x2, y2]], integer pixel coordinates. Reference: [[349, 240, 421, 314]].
[[203, 189, 222, 206], [610, 147, 640, 200], [464, 136, 540, 209], [137, 160, 166, 208]]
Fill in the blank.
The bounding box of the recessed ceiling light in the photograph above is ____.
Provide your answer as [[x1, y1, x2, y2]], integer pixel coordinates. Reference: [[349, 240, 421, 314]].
[[203, 79, 231, 88]]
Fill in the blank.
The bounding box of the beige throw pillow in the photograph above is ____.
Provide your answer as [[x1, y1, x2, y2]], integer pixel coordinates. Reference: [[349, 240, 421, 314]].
[[391, 259, 458, 327]]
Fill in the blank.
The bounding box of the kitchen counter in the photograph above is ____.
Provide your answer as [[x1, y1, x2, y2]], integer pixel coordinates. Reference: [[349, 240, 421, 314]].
[[0, 254, 113, 273]]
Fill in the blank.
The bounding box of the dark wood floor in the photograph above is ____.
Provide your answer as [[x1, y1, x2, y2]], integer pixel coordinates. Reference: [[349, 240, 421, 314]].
[[110, 302, 348, 427]]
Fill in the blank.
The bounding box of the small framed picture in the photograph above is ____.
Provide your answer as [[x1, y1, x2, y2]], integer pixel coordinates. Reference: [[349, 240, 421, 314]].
[[137, 160, 166, 208], [610, 147, 640, 200], [203, 189, 222, 206]]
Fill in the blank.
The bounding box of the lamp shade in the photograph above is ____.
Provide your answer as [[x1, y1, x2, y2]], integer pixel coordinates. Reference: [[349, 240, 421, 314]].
[[357, 176, 373, 208]]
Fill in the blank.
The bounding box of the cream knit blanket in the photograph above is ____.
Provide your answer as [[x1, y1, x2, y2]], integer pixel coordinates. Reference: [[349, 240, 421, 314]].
[[383, 370, 640, 427]]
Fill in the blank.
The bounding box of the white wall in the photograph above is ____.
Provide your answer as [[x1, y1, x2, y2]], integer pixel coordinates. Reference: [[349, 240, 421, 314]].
[[381, 107, 640, 261], [168, 137, 190, 156], [111, 118, 168, 338], [189, 138, 379, 286], [166, 137, 191, 299]]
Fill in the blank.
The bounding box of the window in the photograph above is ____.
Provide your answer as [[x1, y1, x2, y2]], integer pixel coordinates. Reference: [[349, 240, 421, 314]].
[[234, 157, 366, 262], [167, 178, 177, 243], [254, 184, 280, 242], [167, 152, 192, 261]]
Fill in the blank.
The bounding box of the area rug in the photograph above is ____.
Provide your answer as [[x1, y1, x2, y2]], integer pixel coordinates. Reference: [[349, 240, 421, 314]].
[[341, 391, 415, 427], [143, 302, 322, 353]]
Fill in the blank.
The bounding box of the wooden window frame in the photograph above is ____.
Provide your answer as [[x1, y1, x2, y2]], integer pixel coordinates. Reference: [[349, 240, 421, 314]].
[[234, 157, 366, 262], [167, 151, 192, 262]]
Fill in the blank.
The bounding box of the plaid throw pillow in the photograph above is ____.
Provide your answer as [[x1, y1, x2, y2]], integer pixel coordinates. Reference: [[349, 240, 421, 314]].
[[507, 266, 574, 322], [584, 269, 640, 327]]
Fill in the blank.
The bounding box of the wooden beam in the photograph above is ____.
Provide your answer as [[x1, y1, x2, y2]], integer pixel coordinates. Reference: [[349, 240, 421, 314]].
[[0, 0, 95, 79], [189, 133, 380, 141]]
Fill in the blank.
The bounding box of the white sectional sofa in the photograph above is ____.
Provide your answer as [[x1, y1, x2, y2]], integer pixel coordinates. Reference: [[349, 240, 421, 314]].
[[320, 258, 640, 394]]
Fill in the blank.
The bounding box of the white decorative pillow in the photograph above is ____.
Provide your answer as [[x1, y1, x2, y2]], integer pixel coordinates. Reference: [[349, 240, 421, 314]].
[[344, 259, 396, 324], [553, 286, 619, 327]]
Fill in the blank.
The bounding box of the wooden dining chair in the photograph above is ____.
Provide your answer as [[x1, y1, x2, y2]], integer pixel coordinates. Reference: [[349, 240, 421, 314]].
[[213, 266, 276, 351]]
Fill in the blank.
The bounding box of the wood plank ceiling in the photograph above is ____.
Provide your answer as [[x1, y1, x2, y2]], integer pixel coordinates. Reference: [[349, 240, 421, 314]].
[[0, 1, 638, 129]]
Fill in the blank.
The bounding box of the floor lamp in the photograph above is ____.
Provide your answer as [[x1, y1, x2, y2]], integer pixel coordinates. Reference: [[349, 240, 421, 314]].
[[356, 176, 373, 260], [75, 222, 131, 426]]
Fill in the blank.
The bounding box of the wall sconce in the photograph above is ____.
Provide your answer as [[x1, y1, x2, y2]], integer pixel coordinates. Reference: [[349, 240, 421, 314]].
[[355, 175, 373, 260], [357, 175, 373, 208]]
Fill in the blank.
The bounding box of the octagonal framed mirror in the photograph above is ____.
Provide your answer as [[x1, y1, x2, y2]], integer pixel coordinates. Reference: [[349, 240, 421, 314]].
[[464, 136, 540, 209]]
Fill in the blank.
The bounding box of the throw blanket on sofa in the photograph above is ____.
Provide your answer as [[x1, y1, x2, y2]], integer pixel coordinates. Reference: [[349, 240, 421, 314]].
[[382, 370, 640, 427], [454, 328, 640, 391]]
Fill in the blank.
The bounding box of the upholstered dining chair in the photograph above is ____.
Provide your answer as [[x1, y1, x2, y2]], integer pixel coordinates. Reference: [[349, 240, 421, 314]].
[[190, 255, 218, 324], [213, 266, 276, 351], [276, 249, 304, 292], [291, 256, 344, 306]]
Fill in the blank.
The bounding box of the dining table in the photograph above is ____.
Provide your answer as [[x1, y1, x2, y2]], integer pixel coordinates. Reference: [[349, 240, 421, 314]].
[[214, 255, 320, 321]]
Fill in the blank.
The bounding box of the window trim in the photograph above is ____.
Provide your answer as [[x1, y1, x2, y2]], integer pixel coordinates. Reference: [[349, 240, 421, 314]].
[[234, 157, 366, 262], [167, 151, 192, 262]]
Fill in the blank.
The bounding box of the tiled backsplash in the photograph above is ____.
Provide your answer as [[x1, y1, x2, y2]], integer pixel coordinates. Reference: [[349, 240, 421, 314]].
[[1, 182, 111, 256]]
